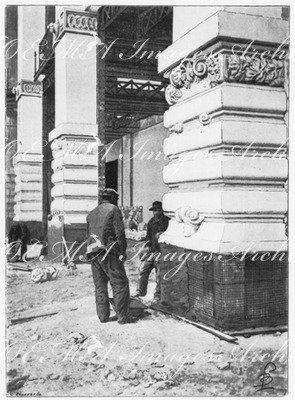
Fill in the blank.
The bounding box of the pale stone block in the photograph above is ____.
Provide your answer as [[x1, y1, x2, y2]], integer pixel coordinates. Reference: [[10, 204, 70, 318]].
[[17, 96, 43, 154], [172, 7, 223, 42], [14, 182, 42, 192], [14, 173, 42, 183], [13, 152, 43, 164], [163, 190, 287, 214], [163, 155, 287, 184], [15, 202, 42, 211], [55, 33, 97, 127], [15, 192, 42, 202], [51, 183, 98, 197], [158, 11, 289, 72], [13, 211, 43, 222], [63, 213, 89, 225], [49, 123, 100, 142], [52, 168, 98, 183], [159, 219, 287, 253], [51, 198, 98, 213], [18, 6, 45, 79], [164, 120, 287, 157], [13, 165, 42, 175], [164, 84, 286, 129], [52, 154, 98, 170]]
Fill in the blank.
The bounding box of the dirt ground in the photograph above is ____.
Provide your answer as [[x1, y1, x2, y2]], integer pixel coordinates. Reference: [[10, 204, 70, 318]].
[[5, 241, 288, 397]]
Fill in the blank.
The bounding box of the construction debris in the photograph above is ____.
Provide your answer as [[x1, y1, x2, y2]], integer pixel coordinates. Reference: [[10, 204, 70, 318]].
[[70, 332, 88, 345], [30, 333, 40, 341], [31, 266, 58, 283], [150, 306, 238, 344], [224, 325, 287, 337], [9, 263, 33, 272], [66, 261, 77, 276], [11, 311, 58, 325]]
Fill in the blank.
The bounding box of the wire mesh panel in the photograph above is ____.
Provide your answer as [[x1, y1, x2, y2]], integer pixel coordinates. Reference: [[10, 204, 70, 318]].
[[187, 256, 214, 317], [245, 258, 288, 320], [186, 252, 288, 329]]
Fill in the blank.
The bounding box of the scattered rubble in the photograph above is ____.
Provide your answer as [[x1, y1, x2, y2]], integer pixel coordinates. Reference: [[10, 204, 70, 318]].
[[70, 332, 88, 345], [31, 266, 58, 283], [217, 362, 231, 371], [30, 333, 40, 341]]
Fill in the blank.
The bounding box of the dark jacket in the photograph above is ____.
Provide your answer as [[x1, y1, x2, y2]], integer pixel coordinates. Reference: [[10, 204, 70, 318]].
[[86, 200, 127, 255], [146, 214, 170, 252], [8, 222, 30, 244]]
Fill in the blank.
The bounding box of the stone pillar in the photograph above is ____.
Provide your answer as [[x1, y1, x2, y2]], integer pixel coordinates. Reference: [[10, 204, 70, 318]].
[[158, 7, 288, 329], [13, 80, 43, 237], [12, 6, 45, 239], [47, 8, 100, 260]]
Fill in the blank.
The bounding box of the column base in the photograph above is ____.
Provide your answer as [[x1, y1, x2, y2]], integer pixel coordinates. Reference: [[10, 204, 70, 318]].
[[158, 243, 288, 330]]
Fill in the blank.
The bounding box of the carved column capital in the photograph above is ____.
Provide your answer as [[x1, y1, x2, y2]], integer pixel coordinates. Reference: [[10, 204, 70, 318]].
[[13, 80, 42, 102], [165, 51, 286, 105], [49, 8, 98, 46]]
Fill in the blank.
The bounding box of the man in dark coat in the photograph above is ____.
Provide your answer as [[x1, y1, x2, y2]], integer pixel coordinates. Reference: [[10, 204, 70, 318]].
[[7, 222, 30, 262], [86, 188, 133, 324], [133, 201, 170, 304]]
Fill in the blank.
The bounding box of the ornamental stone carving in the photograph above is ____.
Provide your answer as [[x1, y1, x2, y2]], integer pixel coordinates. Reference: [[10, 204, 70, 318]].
[[224, 54, 284, 86], [50, 8, 98, 45], [165, 51, 285, 105], [199, 112, 212, 125], [13, 80, 42, 101], [175, 206, 204, 237]]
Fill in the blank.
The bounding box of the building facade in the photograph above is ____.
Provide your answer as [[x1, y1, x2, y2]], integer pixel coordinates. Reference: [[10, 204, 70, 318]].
[[5, 5, 289, 330]]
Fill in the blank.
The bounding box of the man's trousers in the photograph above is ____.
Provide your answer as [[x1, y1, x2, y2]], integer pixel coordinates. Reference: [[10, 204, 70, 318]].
[[90, 252, 130, 323], [136, 258, 160, 300]]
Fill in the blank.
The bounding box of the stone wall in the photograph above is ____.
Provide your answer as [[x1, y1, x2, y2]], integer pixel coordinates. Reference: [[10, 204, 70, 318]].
[[109, 117, 169, 222]]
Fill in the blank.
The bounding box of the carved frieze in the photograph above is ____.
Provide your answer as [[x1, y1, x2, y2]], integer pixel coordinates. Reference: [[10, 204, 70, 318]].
[[12, 80, 42, 101], [224, 54, 284, 86], [166, 51, 285, 105], [50, 8, 98, 45]]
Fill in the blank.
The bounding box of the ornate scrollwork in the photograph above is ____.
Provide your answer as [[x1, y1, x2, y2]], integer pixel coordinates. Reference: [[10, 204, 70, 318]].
[[175, 206, 204, 237], [165, 50, 285, 106], [166, 54, 223, 105], [199, 112, 212, 125], [165, 85, 183, 105]]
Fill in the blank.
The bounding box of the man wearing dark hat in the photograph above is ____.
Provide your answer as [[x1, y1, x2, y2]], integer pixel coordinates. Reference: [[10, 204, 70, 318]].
[[133, 201, 170, 304], [86, 188, 133, 324]]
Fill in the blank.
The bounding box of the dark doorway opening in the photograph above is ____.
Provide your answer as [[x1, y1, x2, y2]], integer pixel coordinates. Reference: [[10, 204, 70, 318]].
[[42, 72, 55, 244], [105, 160, 118, 191]]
